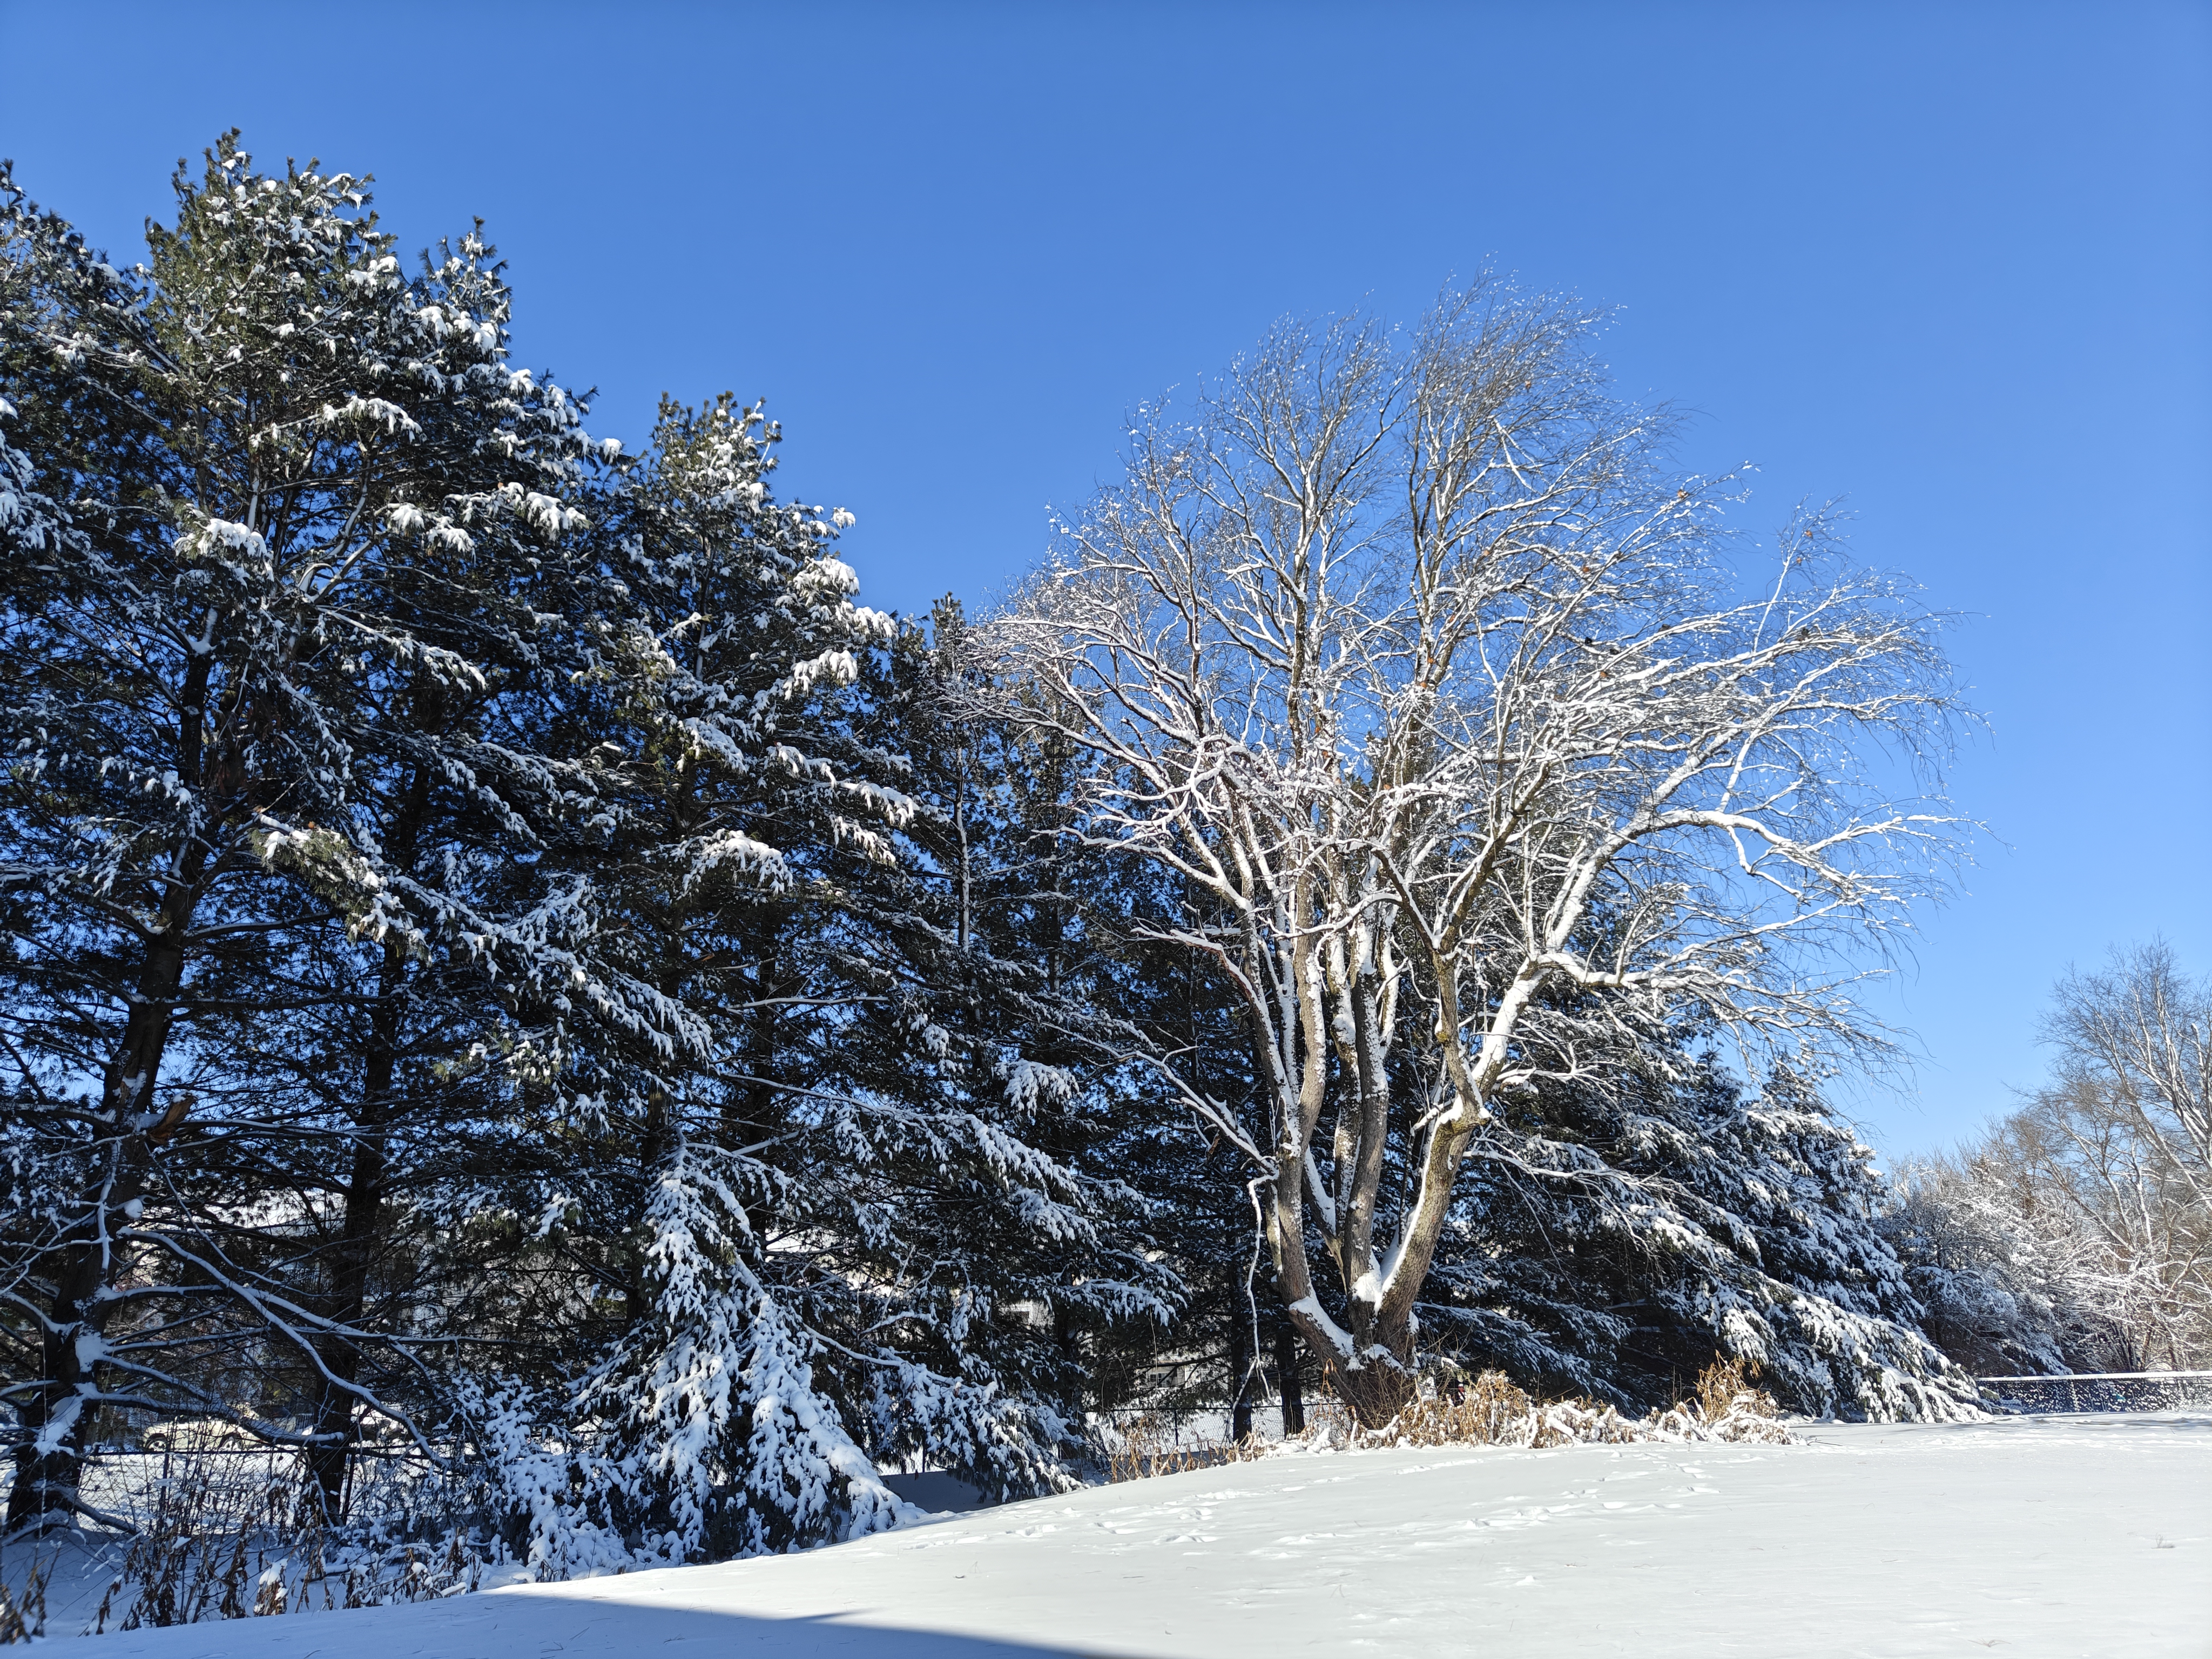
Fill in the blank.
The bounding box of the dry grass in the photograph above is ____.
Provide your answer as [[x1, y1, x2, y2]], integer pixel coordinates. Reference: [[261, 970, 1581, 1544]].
[[1104, 1415, 1271, 1483], [1694, 1354, 1780, 1423], [1355, 1359, 1793, 1451], [1102, 1357, 1792, 1485]]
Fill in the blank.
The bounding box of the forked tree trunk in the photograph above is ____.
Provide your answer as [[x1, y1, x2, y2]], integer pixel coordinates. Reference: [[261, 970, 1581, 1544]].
[[1244, 893, 1439, 1431]]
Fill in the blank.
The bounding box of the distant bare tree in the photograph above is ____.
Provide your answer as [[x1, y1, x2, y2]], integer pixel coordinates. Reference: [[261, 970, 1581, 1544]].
[[2023, 945, 2210, 1367], [992, 285, 1972, 1424], [1887, 945, 2211, 1376], [2040, 945, 2211, 1204], [1886, 1136, 2136, 1377]]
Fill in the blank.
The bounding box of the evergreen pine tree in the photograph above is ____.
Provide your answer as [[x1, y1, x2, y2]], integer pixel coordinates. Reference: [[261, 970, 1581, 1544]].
[[0, 140, 673, 1527]]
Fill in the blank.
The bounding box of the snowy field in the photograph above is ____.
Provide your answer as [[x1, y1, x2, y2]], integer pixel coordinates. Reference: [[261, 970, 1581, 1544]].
[[38, 1412, 2212, 1657]]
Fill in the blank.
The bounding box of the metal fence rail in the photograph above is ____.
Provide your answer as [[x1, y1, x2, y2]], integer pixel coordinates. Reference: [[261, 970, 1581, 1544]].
[[1973, 1371, 2212, 1413]]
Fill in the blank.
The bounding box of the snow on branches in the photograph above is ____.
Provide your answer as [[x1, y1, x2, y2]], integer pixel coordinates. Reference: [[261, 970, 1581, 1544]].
[[4, 141, 2006, 1601], [992, 283, 1975, 1425], [0, 139, 1150, 1559]]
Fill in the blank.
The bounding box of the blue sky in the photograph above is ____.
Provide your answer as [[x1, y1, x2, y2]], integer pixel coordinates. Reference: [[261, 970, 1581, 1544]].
[[4, 1, 2206, 1157]]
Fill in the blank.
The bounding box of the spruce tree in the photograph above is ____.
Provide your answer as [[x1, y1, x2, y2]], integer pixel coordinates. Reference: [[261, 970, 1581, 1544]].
[[1421, 1033, 1969, 1418]]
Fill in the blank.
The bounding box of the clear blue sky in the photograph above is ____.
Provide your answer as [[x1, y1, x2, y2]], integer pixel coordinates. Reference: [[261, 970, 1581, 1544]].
[[4, 1, 2206, 1158]]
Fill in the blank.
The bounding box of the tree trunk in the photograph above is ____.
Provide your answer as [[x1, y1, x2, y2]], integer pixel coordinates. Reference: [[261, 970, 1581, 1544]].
[[1325, 1314, 1417, 1428], [6, 895, 200, 1529], [1227, 1277, 1255, 1442], [303, 766, 426, 1520], [1274, 1319, 1305, 1437], [6, 642, 218, 1530], [7, 1189, 132, 1530], [302, 1128, 387, 1519]]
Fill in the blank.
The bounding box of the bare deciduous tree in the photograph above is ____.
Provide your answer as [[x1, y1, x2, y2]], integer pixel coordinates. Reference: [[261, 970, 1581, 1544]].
[[2021, 944, 2210, 1367], [2041, 945, 2211, 1204], [1888, 945, 2212, 1377], [1886, 1136, 2138, 1377], [993, 285, 1971, 1423]]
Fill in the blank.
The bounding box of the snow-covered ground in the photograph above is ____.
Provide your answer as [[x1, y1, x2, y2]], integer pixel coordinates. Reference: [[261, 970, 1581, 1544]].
[[36, 1412, 2212, 1657]]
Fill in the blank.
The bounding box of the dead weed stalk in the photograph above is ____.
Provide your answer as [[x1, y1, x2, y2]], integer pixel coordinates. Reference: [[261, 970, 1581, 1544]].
[[1104, 1415, 1270, 1483], [1347, 1358, 1795, 1451], [90, 1432, 485, 1634], [0, 1553, 50, 1643], [1103, 1357, 1793, 1486]]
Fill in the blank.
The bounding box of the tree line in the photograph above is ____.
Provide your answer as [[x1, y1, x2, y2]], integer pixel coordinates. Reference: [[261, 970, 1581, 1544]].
[[2, 138, 2202, 1571], [1889, 943, 2210, 1377]]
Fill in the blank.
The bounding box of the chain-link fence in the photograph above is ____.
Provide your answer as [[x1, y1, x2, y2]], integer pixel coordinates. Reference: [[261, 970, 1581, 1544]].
[[1975, 1372, 2212, 1413]]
